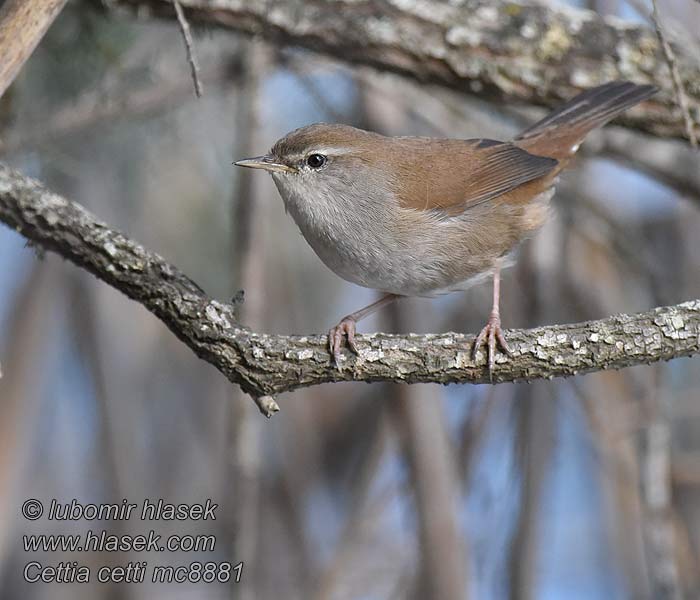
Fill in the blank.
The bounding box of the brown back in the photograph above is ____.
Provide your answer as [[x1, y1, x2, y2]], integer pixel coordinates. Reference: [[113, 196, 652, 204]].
[[385, 137, 558, 215], [392, 82, 656, 216]]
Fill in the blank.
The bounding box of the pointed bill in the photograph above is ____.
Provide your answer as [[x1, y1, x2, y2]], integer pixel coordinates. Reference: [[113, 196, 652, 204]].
[[233, 155, 294, 173]]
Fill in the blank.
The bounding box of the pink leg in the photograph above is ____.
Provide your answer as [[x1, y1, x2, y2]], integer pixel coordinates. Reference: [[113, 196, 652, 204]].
[[472, 267, 512, 378], [329, 293, 399, 366]]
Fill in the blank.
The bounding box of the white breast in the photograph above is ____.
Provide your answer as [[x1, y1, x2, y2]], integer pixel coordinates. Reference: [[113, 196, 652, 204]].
[[272, 172, 455, 295]]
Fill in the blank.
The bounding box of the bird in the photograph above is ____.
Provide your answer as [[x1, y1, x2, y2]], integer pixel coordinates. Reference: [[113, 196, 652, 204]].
[[235, 81, 657, 375]]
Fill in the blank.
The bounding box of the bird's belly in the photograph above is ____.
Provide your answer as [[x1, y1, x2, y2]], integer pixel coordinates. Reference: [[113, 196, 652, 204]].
[[310, 239, 436, 295], [298, 219, 493, 297], [277, 178, 525, 296]]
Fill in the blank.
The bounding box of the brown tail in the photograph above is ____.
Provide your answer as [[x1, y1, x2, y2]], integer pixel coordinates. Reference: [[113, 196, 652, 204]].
[[514, 81, 657, 162]]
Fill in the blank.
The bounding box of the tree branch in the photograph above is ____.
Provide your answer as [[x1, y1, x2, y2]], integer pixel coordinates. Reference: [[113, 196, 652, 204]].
[[1, 163, 699, 405], [110, 0, 699, 141], [0, 0, 69, 98]]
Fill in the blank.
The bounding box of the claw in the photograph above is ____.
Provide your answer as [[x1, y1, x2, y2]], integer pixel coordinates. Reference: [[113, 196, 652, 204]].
[[325, 294, 399, 369], [328, 317, 359, 368], [472, 311, 511, 379]]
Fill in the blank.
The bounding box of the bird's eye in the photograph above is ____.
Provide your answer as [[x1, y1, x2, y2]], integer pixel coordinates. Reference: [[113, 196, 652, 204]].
[[306, 153, 327, 169]]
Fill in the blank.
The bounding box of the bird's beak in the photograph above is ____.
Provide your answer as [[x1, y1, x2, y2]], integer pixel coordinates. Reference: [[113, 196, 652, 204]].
[[233, 155, 294, 174]]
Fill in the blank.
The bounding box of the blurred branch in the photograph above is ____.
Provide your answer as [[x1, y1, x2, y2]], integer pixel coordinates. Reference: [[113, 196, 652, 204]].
[[596, 130, 700, 205], [574, 375, 653, 598], [0, 62, 234, 155], [1, 164, 699, 405], [640, 367, 684, 599], [388, 303, 467, 600], [313, 413, 388, 600], [672, 455, 700, 487], [650, 0, 697, 148], [507, 384, 554, 600], [111, 0, 698, 141], [65, 269, 128, 597], [392, 385, 467, 600], [0, 261, 53, 568], [506, 249, 552, 600], [0, 0, 69, 98], [227, 42, 268, 600]]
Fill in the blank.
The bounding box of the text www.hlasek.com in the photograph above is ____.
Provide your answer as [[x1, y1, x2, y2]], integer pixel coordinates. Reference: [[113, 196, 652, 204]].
[[21, 498, 242, 584], [24, 529, 216, 553]]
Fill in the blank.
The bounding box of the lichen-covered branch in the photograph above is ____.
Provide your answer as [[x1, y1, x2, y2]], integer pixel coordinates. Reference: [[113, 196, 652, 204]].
[[111, 0, 698, 141], [1, 164, 698, 402]]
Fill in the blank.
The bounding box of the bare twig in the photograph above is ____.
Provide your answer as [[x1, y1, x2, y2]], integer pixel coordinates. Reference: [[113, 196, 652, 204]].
[[0, 164, 699, 410], [252, 395, 280, 418], [173, 0, 203, 97], [0, 0, 69, 97], [625, 0, 700, 57], [651, 0, 698, 148]]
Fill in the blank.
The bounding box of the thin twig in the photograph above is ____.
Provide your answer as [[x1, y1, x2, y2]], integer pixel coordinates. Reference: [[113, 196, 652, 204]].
[[651, 0, 697, 148], [253, 395, 280, 418], [173, 0, 203, 98]]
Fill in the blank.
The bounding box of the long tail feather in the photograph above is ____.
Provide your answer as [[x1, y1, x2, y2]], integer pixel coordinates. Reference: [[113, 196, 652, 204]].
[[515, 81, 657, 161]]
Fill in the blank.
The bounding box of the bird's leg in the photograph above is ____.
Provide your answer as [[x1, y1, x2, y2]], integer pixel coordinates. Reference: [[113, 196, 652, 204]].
[[329, 293, 399, 365], [472, 267, 512, 378]]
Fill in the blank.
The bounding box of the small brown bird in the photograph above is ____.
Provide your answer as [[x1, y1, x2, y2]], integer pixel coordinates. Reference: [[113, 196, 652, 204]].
[[236, 81, 657, 374]]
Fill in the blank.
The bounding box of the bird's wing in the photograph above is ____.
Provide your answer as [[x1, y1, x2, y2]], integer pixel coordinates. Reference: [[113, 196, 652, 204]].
[[392, 138, 558, 216]]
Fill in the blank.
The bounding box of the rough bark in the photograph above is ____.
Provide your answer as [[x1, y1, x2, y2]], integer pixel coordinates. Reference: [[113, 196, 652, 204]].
[[111, 0, 699, 141], [1, 163, 698, 405]]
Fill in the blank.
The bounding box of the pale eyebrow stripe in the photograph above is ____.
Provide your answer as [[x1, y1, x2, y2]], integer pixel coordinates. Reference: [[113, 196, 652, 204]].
[[306, 146, 351, 156]]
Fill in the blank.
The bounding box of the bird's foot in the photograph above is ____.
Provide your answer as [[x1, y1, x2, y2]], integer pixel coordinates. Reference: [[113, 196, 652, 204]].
[[328, 316, 359, 368], [472, 311, 511, 379]]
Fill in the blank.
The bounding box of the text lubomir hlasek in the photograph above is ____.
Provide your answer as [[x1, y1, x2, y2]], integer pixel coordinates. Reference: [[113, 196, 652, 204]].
[[46, 498, 217, 521]]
